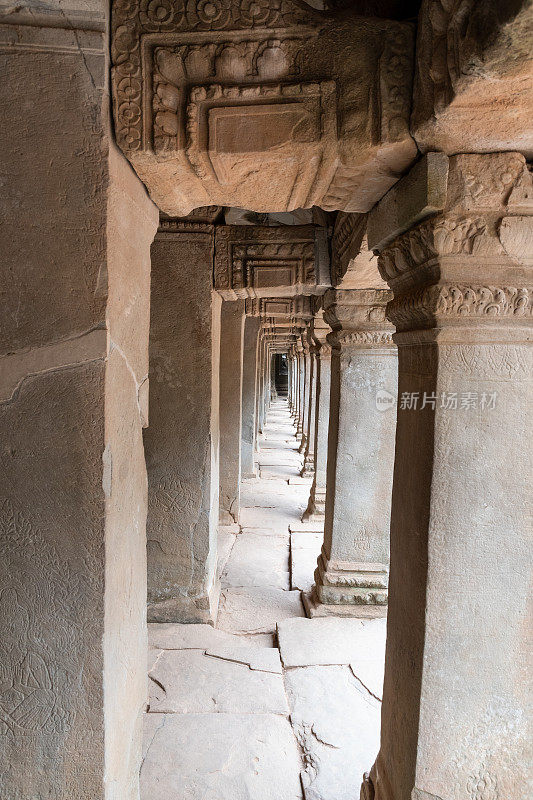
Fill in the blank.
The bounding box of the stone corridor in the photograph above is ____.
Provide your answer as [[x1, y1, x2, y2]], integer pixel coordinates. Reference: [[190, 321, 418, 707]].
[[142, 399, 385, 799], [3, 2, 531, 796]]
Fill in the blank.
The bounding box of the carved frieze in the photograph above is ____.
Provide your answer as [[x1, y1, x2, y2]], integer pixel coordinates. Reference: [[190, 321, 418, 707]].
[[111, 0, 416, 215], [214, 224, 330, 298]]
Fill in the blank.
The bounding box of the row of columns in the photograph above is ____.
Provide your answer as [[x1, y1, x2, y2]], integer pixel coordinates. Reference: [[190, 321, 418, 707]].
[[283, 152, 532, 800]]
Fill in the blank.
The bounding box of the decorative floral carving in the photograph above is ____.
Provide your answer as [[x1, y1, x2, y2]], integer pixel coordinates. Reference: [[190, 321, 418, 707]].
[[140, 0, 182, 28], [331, 212, 366, 284], [388, 285, 532, 332], [187, 0, 231, 29], [111, 0, 312, 152], [336, 330, 394, 347]]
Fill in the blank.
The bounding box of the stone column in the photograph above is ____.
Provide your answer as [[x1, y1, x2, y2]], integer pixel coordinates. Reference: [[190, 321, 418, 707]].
[[291, 346, 299, 421], [287, 353, 293, 410], [298, 335, 311, 453], [303, 326, 332, 520], [296, 342, 305, 439], [362, 152, 532, 800], [254, 331, 263, 449], [258, 338, 267, 433], [241, 316, 260, 478], [302, 332, 318, 476], [145, 223, 221, 624], [0, 17, 159, 798], [304, 289, 398, 618], [219, 301, 245, 524]]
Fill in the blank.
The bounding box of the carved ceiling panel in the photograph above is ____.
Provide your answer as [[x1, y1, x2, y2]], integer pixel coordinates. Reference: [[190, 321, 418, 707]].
[[111, 0, 416, 215], [214, 224, 330, 298]]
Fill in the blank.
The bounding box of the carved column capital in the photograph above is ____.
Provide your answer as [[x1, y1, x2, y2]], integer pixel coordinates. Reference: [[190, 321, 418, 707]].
[[322, 287, 395, 350], [374, 153, 533, 344]]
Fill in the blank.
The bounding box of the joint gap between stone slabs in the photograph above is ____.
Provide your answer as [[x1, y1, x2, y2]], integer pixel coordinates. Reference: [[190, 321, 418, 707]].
[[203, 652, 281, 675], [141, 714, 168, 769], [348, 666, 382, 704]]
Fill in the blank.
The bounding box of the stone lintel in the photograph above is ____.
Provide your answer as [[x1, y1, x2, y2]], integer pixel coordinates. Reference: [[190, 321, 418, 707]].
[[367, 152, 449, 252]]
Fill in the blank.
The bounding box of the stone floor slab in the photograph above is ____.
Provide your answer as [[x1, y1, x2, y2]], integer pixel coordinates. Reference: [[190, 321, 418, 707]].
[[221, 532, 290, 590], [277, 617, 386, 698], [289, 521, 324, 533], [149, 650, 288, 714], [141, 713, 303, 800], [205, 641, 283, 674], [290, 532, 322, 592], [284, 665, 380, 800], [218, 587, 304, 635]]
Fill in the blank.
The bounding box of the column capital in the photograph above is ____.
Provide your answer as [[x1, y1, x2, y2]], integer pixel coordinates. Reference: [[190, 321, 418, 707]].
[[372, 152, 533, 343], [323, 287, 394, 349]]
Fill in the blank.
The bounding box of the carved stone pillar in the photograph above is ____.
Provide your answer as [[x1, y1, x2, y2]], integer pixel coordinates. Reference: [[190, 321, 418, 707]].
[[219, 301, 245, 524], [241, 316, 260, 479], [295, 342, 305, 438], [270, 350, 277, 401], [301, 332, 318, 476], [303, 328, 332, 520], [304, 289, 397, 618], [363, 152, 532, 800], [255, 335, 263, 438], [288, 352, 293, 410], [146, 223, 220, 624], [0, 18, 159, 796], [297, 335, 310, 452]]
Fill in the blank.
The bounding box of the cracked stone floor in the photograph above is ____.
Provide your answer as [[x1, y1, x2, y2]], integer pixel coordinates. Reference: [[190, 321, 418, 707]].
[[142, 398, 386, 800]]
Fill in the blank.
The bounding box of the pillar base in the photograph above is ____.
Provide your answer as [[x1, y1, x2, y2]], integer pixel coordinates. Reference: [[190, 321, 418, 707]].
[[303, 589, 387, 619], [303, 550, 388, 617], [300, 453, 315, 477], [302, 485, 326, 521], [147, 578, 220, 624]]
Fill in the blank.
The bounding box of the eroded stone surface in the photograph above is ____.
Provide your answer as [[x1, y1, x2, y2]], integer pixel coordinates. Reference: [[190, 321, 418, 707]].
[[218, 587, 304, 635], [284, 665, 381, 800], [149, 650, 288, 714], [141, 713, 303, 800]]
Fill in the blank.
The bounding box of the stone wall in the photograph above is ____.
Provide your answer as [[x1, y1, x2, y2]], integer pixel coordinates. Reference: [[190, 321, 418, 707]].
[[0, 5, 158, 797]]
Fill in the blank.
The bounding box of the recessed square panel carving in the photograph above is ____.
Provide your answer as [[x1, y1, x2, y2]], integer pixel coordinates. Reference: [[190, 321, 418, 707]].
[[263, 299, 293, 317], [112, 0, 417, 215], [214, 224, 330, 299], [186, 82, 336, 208], [250, 262, 297, 289]]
